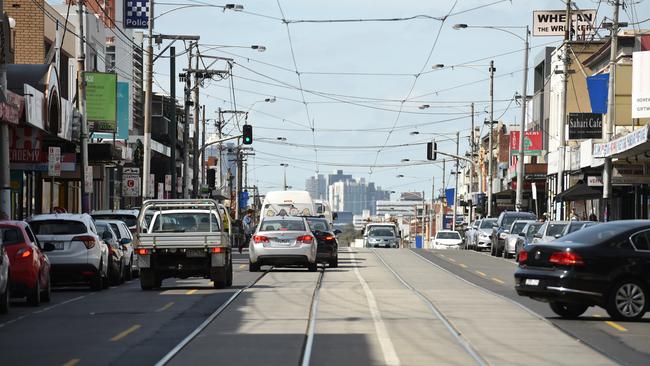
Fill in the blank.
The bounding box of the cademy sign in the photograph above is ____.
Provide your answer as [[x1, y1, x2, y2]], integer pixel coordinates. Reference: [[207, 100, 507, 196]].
[[533, 9, 597, 37]]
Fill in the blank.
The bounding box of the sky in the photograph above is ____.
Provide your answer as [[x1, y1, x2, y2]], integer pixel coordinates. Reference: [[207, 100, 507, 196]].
[[146, 0, 650, 198]]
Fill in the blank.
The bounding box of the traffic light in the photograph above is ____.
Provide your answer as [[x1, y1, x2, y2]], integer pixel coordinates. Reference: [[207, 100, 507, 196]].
[[427, 140, 437, 160], [207, 168, 216, 188], [243, 124, 253, 145]]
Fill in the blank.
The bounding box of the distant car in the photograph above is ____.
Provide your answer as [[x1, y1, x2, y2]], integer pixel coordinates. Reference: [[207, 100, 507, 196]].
[[433, 230, 463, 250], [516, 220, 650, 320], [514, 222, 543, 262], [306, 217, 340, 268], [364, 224, 400, 248], [105, 220, 137, 279], [474, 218, 496, 251], [502, 220, 536, 259], [28, 214, 109, 290], [0, 244, 9, 314], [0, 221, 51, 306], [532, 221, 570, 244], [560, 221, 597, 237], [249, 216, 318, 272], [491, 211, 537, 257], [95, 221, 126, 286]]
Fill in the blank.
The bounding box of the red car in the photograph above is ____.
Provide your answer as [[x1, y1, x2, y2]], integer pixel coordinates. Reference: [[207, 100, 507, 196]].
[[0, 221, 51, 306]]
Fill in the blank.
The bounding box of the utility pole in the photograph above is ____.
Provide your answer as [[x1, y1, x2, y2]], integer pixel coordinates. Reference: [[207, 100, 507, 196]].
[[421, 190, 426, 244], [487, 60, 495, 217], [453, 131, 460, 231], [515, 25, 530, 212], [201, 105, 206, 185], [556, 0, 572, 220], [603, 1, 620, 221], [192, 51, 200, 198], [469, 103, 475, 221], [141, 0, 154, 200], [77, 0, 89, 212], [442, 159, 446, 228], [182, 43, 193, 198], [235, 146, 243, 220], [0, 0, 10, 217], [429, 177, 435, 246], [169, 46, 177, 198], [217, 108, 224, 190]]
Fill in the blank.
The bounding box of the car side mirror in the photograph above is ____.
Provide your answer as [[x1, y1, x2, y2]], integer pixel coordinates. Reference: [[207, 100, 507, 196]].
[[120, 238, 132, 245], [534, 233, 542, 238], [519, 232, 526, 237], [554, 234, 562, 239], [43, 242, 56, 252], [334, 229, 342, 235]]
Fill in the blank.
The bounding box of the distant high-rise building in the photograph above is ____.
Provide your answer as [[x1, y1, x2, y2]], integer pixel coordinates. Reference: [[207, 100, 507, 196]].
[[327, 175, 390, 215], [327, 170, 353, 190], [305, 174, 327, 200]]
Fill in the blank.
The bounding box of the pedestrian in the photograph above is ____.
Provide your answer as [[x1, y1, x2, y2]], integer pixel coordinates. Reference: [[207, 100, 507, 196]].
[[589, 212, 598, 222], [240, 209, 255, 254], [570, 208, 579, 221]]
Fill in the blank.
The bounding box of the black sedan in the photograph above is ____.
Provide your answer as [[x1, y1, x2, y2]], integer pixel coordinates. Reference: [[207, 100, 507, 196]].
[[515, 220, 650, 321], [306, 218, 340, 268]]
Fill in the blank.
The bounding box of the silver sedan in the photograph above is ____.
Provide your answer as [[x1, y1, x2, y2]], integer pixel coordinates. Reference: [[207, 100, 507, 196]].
[[249, 216, 318, 272]]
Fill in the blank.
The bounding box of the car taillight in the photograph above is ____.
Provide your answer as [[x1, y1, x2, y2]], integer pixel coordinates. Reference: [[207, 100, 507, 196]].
[[137, 248, 150, 255], [73, 235, 96, 249], [324, 235, 335, 241], [518, 250, 528, 263], [211, 247, 224, 253], [17, 248, 32, 259], [253, 235, 269, 243], [297, 235, 314, 244], [549, 251, 584, 266]]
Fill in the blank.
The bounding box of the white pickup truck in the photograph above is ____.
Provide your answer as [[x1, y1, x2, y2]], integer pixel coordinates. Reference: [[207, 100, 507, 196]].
[[136, 199, 233, 290]]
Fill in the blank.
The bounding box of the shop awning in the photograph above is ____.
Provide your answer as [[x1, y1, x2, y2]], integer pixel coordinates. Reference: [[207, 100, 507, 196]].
[[555, 182, 602, 202]]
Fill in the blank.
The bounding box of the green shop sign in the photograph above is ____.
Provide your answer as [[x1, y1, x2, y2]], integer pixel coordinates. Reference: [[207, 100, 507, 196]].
[[85, 72, 117, 133]]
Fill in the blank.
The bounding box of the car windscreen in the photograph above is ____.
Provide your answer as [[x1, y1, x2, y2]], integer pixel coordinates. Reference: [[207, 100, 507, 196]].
[[526, 223, 542, 237], [510, 222, 528, 234], [480, 219, 496, 229], [151, 212, 220, 233], [92, 215, 137, 227], [368, 227, 395, 237], [30, 220, 87, 235], [437, 232, 461, 240], [307, 219, 329, 232], [546, 223, 568, 237], [109, 223, 122, 238], [0, 227, 23, 245], [567, 222, 584, 234], [260, 219, 305, 232]]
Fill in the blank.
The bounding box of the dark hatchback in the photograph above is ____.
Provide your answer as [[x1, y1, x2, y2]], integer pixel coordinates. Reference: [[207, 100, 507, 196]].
[[515, 220, 650, 320], [306, 218, 340, 268]]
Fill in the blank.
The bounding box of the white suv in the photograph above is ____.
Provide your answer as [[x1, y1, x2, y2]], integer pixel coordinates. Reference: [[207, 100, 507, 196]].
[[28, 214, 109, 290]]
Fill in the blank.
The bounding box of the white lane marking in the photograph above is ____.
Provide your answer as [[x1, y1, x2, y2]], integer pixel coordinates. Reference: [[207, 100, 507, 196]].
[[0, 294, 90, 328], [350, 252, 400, 366]]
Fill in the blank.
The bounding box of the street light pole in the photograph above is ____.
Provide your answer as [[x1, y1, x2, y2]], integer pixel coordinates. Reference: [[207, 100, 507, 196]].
[[603, 1, 620, 221], [469, 102, 475, 221], [453, 131, 460, 231], [141, 0, 154, 200], [169, 46, 177, 199], [487, 60, 495, 217], [192, 51, 200, 197], [515, 26, 530, 212], [77, 0, 90, 212]]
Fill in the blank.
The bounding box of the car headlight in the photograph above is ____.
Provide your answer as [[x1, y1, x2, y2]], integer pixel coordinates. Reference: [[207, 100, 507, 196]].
[[479, 233, 488, 239]]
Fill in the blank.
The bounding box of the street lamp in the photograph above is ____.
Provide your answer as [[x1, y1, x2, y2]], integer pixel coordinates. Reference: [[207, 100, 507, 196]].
[[280, 163, 289, 190], [401, 159, 410, 162], [201, 44, 267, 53], [454, 23, 530, 212], [396, 174, 405, 178], [276, 137, 287, 141]]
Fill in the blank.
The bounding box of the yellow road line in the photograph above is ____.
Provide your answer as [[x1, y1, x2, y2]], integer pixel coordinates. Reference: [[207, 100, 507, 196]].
[[459, 263, 467, 268], [438, 254, 446, 257], [62, 359, 80, 366], [239, 264, 246, 269], [447, 258, 456, 263], [605, 321, 628, 332], [491, 277, 505, 284], [155, 302, 174, 312], [475, 271, 487, 277], [110, 324, 141, 342], [185, 289, 198, 295]]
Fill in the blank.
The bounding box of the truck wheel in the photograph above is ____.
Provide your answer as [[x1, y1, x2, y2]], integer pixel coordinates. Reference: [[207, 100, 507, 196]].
[[140, 269, 157, 290], [212, 267, 227, 289], [226, 258, 233, 287]]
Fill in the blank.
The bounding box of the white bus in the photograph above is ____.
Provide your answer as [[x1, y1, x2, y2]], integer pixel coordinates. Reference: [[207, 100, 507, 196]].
[[262, 191, 316, 218]]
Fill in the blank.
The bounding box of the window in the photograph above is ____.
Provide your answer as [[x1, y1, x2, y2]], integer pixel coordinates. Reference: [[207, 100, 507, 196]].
[[307, 219, 329, 232], [110, 223, 122, 239], [92, 215, 137, 228], [151, 212, 221, 233], [526, 223, 542, 238], [260, 219, 305, 232], [510, 222, 528, 234], [546, 223, 568, 237], [436, 232, 461, 240], [368, 228, 396, 237], [631, 230, 650, 251], [480, 219, 496, 229], [0, 227, 23, 245], [30, 220, 87, 235], [25, 226, 36, 243]]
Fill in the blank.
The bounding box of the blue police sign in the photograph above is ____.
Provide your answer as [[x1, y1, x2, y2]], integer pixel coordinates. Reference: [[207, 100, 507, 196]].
[[124, 0, 150, 29]]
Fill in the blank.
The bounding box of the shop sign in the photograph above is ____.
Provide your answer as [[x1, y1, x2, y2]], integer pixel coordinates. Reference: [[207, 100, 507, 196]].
[[533, 9, 597, 37], [568, 113, 602, 139], [122, 168, 140, 197], [510, 131, 543, 156], [593, 125, 650, 158], [632, 51, 650, 118], [124, 0, 150, 29], [164, 174, 171, 192], [48, 147, 61, 177], [587, 176, 603, 187], [85, 72, 117, 133]]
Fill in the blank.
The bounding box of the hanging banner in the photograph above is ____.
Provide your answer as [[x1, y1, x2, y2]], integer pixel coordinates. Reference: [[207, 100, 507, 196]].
[[509, 131, 543, 156], [124, 0, 150, 29], [85, 72, 117, 133], [587, 74, 609, 114], [632, 51, 650, 118], [568, 113, 603, 140]]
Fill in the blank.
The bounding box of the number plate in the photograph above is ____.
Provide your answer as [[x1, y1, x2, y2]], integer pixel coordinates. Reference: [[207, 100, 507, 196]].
[[525, 279, 540, 286], [51, 242, 64, 250], [186, 249, 205, 258]]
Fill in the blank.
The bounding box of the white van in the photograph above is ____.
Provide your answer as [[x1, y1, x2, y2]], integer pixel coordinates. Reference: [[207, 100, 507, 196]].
[[314, 199, 335, 224], [262, 191, 316, 218]]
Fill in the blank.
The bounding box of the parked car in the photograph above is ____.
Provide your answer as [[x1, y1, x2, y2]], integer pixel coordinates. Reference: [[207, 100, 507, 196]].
[[105, 220, 137, 279], [516, 220, 650, 320], [249, 216, 317, 272], [514, 222, 544, 262], [0, 244, 9, 314], [502, 220, 536, 259], [0, 221, 51, 306], [28, 214, 109, 290], [532, 221, 570, 244], [306, 217, 340, 268], [474, 218, 496, 251], [91, 210, 139, 234], [433, 230, 463, 250], [561, 221, 597, 237], [465, 220, 480, 249], [95, 221, 126, 286], [491, 211, 537, 257]]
